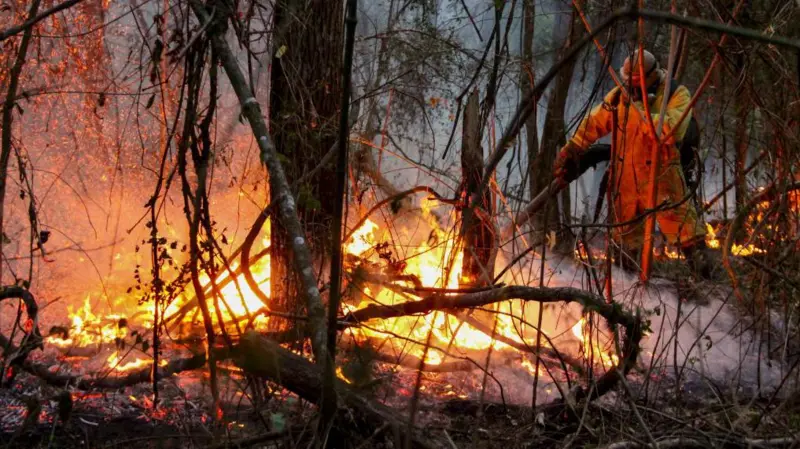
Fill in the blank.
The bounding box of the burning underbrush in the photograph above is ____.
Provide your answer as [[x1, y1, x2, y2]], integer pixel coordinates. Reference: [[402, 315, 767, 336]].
[[0, 186, 795, 449], [8, 191, 790, 416]]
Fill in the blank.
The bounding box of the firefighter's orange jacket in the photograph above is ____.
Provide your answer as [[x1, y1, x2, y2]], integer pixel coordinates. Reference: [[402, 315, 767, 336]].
[[568, 78, 706, 248]]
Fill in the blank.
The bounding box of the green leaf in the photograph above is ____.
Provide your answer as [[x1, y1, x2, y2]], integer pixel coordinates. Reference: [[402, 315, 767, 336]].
[[297, 184, 321, 211]]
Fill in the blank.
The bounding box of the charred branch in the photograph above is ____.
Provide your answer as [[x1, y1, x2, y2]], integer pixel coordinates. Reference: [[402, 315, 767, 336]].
[[344, 285, 643, 401], [0, 286, 43, 384], [19, 350, 207, 390]]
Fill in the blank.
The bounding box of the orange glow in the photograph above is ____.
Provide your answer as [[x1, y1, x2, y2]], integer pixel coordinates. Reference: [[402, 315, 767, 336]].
[[572, 317, 619, 368], [705, 223, 764, 256], [46, 296, 127, 348], [106, 351, 168, 372], [335, 367, 352, 384]]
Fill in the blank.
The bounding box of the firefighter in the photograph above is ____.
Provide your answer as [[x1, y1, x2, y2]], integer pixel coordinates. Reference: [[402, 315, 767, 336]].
[[553, 49, 715, 277]]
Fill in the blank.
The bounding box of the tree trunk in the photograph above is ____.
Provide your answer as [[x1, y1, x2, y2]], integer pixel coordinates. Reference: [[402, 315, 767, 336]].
[[269, 0, 343, 329], [531, 5, 583, 248], [734, 84, 751, 214], [521, 0, 539, 202], [459, 90, 495, 287]]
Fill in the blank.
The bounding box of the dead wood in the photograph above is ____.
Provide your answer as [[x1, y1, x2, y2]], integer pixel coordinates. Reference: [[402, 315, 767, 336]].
[[206, 430, 290, 449], [344, 285, 643, 402], [601, 435, 799, 449], [0, 327, 207, 390], [233, 331, 444, 449], [24, 352, 207, 390], [459, 89, 496, 287]]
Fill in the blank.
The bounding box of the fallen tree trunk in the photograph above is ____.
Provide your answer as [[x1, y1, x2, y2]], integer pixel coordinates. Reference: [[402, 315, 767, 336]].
[[0, 323, 209, 390], [24, 352, 207, 390], [234, 331, 443, 449]]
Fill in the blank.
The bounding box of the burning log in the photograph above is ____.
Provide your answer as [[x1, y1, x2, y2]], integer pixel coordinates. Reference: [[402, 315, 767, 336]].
[[0, 325, 208, 390], [233, 331, 443, 449], [343, 285, 643, 401], [21, 351, 207, 391]]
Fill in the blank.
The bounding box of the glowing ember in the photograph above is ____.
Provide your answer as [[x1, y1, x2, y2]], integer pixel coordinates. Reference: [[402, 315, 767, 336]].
[[106, 351, 168, 372], [335, 367, 352, 384]]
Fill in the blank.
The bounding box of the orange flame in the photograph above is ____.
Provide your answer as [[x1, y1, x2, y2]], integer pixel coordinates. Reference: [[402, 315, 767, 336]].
[[571, 317, 619, 367]]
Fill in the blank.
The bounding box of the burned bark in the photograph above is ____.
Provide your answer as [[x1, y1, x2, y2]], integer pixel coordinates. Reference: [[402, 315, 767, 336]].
[[460, 90, 496, 287], [191, 4, 329, 364], [529, 4, 584, 246], [268, 0, 344, 332]]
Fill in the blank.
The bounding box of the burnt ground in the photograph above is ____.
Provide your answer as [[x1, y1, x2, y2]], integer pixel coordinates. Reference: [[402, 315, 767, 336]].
[[3, 256, 798, 448], [2, 361, 799, 449]]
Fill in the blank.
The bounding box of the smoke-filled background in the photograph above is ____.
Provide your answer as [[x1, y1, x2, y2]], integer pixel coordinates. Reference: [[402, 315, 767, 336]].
[[0, 0, 795, 410]]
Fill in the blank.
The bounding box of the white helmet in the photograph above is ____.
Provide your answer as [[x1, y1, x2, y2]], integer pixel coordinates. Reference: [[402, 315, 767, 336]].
[[620, 49, 660, 86]]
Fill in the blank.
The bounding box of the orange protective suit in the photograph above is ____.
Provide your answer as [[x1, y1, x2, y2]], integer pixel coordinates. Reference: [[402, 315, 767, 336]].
[[568, 78, 706, 251]]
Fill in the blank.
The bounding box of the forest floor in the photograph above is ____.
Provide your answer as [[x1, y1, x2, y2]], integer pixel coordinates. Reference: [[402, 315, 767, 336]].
[[2, 256, 799, 448]]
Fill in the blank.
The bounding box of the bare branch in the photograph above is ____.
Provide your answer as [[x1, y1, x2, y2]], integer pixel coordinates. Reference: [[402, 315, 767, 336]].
[[0, 0, 83, 42]]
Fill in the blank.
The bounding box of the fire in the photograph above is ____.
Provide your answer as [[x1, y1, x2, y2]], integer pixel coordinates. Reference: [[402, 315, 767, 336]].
[[163, 229, 272, 329], [50, 198, 560, 381], [46, 296, 128, 348], [705, 223, 764, 256], [335, 367, 352, 384], [106, 351, 167, 372], [345, 219, 378, 256], [340, 206, 541, 366], [571, 317, 619, 367]]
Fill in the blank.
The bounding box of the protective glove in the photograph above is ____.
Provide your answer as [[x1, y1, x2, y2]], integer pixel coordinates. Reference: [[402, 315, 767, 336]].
[[553, 141, 583, 187]]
